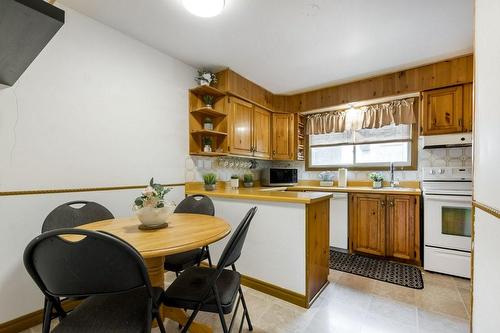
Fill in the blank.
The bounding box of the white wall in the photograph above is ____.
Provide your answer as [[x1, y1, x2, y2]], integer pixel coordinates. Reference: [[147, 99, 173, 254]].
[[472, 0, 500, 331], [0, 6, 194, 323]]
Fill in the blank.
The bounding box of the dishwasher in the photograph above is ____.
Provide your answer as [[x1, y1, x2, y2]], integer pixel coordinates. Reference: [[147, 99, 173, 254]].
[[329, 193, 348, 249]]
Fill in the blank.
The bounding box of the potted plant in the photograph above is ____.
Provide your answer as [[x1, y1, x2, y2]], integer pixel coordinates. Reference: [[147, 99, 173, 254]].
[[368, 173, 384, 189], [202, 95, 215, 108], [230, 175, 239, 189], [203, 173, 217, 191], [319, 171, 334, 187], [196, 70, 217, 86], [133, 178, 175, 227], [243, 173, 254, 188], [202, 136, 212, 152], [203, 117, 213, 130]]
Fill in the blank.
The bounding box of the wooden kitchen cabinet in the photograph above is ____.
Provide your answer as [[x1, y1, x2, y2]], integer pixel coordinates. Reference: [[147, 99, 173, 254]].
[[228, 96, 271, 159], [350, 193, 386, 256], [349, 193, 420, 265], [421, 84, 473, 135], [272, 113, 294, 160], [386, 195, 418, 262], [252, 106, 271, 159]]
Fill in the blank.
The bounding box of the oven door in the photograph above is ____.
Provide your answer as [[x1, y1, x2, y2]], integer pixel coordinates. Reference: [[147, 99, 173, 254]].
[[424, 194, 472, 252]]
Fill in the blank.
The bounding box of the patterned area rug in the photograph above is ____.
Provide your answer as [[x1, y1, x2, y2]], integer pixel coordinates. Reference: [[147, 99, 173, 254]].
[[329, 248, 424, 289]]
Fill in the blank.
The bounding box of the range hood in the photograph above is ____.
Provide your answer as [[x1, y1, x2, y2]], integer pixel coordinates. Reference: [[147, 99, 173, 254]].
[[0, 0, 65, 86], [421, 133, 472, 149]]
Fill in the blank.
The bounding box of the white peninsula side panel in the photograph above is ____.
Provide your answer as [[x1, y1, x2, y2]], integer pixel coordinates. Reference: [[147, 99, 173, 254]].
[[207, 198, 306, 295]]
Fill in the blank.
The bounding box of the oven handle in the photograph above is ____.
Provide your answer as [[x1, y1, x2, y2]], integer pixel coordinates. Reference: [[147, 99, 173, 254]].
[[424, 194, 472, 203]]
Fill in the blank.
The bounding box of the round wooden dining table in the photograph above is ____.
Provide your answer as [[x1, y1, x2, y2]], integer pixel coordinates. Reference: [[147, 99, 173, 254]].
[[77, 213, 231, 333]]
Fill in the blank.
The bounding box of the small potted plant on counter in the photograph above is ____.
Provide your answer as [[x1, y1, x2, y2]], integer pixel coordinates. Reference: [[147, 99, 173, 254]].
[[202, 136, 212, 152], [319, 171, 334, 187], [243, 173, 254, 188], [203, 173, 217, 191], [230, 174, 240, 189], [202, 95, 215, 108], [369, 172, 384, 189]]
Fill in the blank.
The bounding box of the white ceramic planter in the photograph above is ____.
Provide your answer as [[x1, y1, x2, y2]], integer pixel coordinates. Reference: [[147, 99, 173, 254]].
[[203, 145, 212, 152], [372, 181, 383, 189], [134, 203, 175, 227], [231, 178, 239, 189]]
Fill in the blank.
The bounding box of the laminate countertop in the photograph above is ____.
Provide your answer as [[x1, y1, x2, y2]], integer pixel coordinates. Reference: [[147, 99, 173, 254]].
[[185, 185, 332, 204], [287, 185, 421, 195]]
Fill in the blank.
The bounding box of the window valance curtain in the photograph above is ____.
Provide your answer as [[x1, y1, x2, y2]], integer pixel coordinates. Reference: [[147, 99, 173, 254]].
[[361, 98, 416, 129], [305, 111, 346, 135]]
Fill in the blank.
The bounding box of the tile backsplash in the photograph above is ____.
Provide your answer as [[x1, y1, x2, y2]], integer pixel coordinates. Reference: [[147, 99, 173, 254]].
[[185, 146, 472, 183]]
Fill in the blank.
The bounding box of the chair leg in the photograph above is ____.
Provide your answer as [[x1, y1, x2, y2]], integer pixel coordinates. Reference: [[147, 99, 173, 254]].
[[206, 246, 213, 267], [238, 286, 253, 331], [181, 304, 202, 333], [155, 313, 166, 333], [213, 286, 229, 333], [42, 298, 53, 333]]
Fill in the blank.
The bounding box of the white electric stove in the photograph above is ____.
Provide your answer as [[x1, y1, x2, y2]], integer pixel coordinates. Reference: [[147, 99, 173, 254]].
[[422, 167, 472, 278]]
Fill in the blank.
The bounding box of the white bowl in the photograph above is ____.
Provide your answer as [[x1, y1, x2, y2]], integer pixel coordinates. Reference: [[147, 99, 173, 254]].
[[134, 204, 174, 227]]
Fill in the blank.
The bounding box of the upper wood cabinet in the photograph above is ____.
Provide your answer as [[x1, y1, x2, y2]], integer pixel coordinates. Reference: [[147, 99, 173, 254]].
[[252, 106, 271, 159], [349, 193, 420, 265], [350, 193, 386, 257], [228, 97, 271, 159], [272, 113, 294, 160], [421, 84, 473, 135], [228, 97, 254, 156]]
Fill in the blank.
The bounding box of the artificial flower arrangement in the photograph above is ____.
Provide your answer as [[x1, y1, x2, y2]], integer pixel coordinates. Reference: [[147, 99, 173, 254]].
[[133, 178, 175, 227], [196, 70, 217, 86], [134, 178, 172, 209]]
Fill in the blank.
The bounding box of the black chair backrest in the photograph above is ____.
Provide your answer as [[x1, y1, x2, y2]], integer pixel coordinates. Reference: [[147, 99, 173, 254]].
[[24, 229, 152, 299], [42, 201, 114, 232], [216, 207, 257, 270], [174, 194, 215, 216]]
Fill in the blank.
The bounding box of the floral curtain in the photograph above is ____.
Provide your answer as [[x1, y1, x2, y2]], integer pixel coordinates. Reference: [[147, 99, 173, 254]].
[[305, 111, 346, 135], [361, 98, 416, 129]]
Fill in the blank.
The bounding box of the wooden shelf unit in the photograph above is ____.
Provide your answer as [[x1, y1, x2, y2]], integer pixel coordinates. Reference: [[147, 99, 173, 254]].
[[295, 114, 305, 161], [189, 85, 228, 155]]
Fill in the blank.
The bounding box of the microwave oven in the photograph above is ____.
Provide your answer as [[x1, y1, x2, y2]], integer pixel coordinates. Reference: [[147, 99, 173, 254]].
[[261, 168, 298, 186]]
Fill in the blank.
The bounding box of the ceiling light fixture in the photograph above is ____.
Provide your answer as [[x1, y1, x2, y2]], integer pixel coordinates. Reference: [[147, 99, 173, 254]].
[[182, 0, 225, 18]]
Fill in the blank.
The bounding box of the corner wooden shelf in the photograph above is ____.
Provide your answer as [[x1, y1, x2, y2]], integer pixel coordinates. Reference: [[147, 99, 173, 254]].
[[190, 129, 227, 136], [191, 151, 229, 157], [190, 107, 226, 118], [190, 85, 225, 98]]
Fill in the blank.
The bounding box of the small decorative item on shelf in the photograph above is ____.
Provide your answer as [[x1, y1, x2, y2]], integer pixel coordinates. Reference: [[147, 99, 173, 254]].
[[368, 173, 384, 189], [196, 70, 217, 86], [230, 175, 239, 189], [203, 173, 217, 191], [202, 136, 212, 152], [243, 173, 254, 188], [319, 171, 334, 187], [133, 178, 175, 229], [202, 95, 215, 108], [203, 117, 213, 130]]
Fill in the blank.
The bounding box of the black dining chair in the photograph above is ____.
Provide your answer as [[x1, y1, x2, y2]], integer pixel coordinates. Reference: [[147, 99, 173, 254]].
[[23, 229, 166, 333], [164, 194, 215, 275], [163, 207, 257, 333], [41, 200, 114, 232]]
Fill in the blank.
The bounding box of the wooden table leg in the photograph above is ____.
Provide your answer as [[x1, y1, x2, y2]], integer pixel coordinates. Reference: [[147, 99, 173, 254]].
[[144, 257, 212, 333]]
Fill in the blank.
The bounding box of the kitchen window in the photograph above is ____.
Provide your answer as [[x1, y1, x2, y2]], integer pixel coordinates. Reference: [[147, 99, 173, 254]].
[[308, 123, 415, 169]]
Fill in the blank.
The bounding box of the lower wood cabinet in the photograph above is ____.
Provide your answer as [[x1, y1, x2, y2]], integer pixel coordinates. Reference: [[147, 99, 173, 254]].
[[349, 193, 420, 265]]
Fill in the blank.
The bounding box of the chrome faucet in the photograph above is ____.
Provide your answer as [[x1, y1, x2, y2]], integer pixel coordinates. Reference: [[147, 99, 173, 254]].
[[389, 162, 396, 188]]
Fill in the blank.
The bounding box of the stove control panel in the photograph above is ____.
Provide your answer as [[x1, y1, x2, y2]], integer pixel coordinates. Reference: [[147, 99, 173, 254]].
[[422, 167, 472, 181]]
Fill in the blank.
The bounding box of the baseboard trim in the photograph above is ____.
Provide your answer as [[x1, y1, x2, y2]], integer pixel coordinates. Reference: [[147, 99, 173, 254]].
[[0, 299, 80, 333], [240, 275, 308, 308]]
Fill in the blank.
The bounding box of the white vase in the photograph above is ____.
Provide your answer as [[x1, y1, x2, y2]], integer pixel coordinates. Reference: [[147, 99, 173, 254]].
[[134, 202, 175, 227], [230, 178, 239, 189]]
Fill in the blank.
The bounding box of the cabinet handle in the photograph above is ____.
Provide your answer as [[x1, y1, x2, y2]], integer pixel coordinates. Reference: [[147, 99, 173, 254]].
[[381, 201, 385, 206], [389, 201, 394, 207], [458, 118, 463, 127]]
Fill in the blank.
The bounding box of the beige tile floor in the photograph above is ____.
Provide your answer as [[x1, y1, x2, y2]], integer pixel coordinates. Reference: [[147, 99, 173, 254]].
[[23, 269, 470, 333]]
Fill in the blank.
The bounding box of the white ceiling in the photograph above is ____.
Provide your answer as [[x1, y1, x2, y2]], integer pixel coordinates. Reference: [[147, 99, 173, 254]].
[[58, 0, 473, 94]]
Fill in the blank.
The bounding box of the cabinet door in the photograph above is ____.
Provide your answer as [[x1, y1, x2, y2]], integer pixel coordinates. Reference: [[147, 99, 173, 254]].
[[253, 106, 271, 159], [272, 113, 294, 160], [386, 195, 416, 261], [350, 193, 386, 256], [421, 85, 463, 135], [462, 83, 473, 132], [228, 97, 253, 156]]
